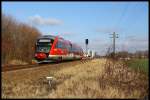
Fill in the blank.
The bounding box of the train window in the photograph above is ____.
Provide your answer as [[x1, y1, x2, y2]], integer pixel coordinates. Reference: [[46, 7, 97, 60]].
[[62, 42, 66, 49], [65, 43, 71, 51], [72, 45, 76, 52], [36, 38, 54, 53], [56, 41, 62, 48], [56, 40, 66, 49], [71, 45, 74, 52], [56, 39, 64, 49], [62, 42, 67, 49], [69, 43, 72, 52]]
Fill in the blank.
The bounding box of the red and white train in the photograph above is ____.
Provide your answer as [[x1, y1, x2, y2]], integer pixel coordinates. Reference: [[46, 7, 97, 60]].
[[34, 35, 84, 63]]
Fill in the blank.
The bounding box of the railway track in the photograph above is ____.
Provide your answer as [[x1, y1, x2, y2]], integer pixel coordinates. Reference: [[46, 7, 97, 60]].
[[2, 64, 40, 72], [2, 59, 92, 72]]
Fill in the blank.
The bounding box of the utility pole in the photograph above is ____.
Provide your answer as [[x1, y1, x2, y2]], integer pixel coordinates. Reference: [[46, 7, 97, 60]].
[[110, 32, 118, 58]]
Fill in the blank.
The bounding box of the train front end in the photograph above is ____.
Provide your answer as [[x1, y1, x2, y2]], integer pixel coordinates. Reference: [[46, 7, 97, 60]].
[[34, 35, 55, 63]]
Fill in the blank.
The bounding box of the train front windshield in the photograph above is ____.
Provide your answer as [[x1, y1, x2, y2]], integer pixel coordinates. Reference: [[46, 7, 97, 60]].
[[36, 39, 54, 53]]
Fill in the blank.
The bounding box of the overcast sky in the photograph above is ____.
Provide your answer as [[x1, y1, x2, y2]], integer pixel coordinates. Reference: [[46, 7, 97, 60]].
[[2, 2, 148, 55]]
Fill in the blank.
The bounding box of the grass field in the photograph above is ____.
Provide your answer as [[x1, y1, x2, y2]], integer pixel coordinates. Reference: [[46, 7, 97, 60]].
[[2, 59, 149, 98], [125, 58, 149, 74]]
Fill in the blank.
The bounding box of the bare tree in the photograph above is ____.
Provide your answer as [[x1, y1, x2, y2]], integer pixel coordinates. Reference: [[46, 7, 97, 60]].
[[2, 13, 41, 64]]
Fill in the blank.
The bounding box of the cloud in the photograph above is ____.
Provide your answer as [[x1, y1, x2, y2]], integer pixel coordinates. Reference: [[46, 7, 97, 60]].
[[29, 15, 62, 26]]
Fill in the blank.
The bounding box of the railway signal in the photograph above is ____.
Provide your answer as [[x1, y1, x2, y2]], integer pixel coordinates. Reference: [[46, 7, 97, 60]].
[[85, 39, 89, 55]]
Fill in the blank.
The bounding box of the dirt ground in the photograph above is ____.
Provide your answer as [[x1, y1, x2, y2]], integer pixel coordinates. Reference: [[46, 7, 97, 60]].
[[1, 59, 149, 99]]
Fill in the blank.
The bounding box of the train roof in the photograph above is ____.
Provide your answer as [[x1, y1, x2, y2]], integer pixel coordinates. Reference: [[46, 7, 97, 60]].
[[37, 35, 82, 49], [38, 35, 56, 40], [39, 35, 65, 40]]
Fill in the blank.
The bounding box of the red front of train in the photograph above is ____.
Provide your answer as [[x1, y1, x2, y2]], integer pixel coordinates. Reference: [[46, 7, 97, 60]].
[[34, 35, 83, 63]]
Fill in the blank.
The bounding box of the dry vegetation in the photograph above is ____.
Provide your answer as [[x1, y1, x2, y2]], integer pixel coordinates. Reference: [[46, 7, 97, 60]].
[[2, 59, 148, 99], [2, 14, 41, 65]]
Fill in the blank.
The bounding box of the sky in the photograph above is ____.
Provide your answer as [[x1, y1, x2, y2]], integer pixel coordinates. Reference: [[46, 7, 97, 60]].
[[2, 2, 148, 55]]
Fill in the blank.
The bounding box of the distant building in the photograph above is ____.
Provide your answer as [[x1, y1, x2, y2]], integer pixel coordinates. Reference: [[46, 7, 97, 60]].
[[87, 50, 96, 58]]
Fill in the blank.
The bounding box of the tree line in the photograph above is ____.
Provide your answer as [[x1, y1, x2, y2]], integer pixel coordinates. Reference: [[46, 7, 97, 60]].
[[2, 14, 41, 64]]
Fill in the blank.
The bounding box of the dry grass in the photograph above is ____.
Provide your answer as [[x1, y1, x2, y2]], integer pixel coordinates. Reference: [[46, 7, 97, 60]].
[[8, 59, 28, 65], [2, 59, 148, 99]]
